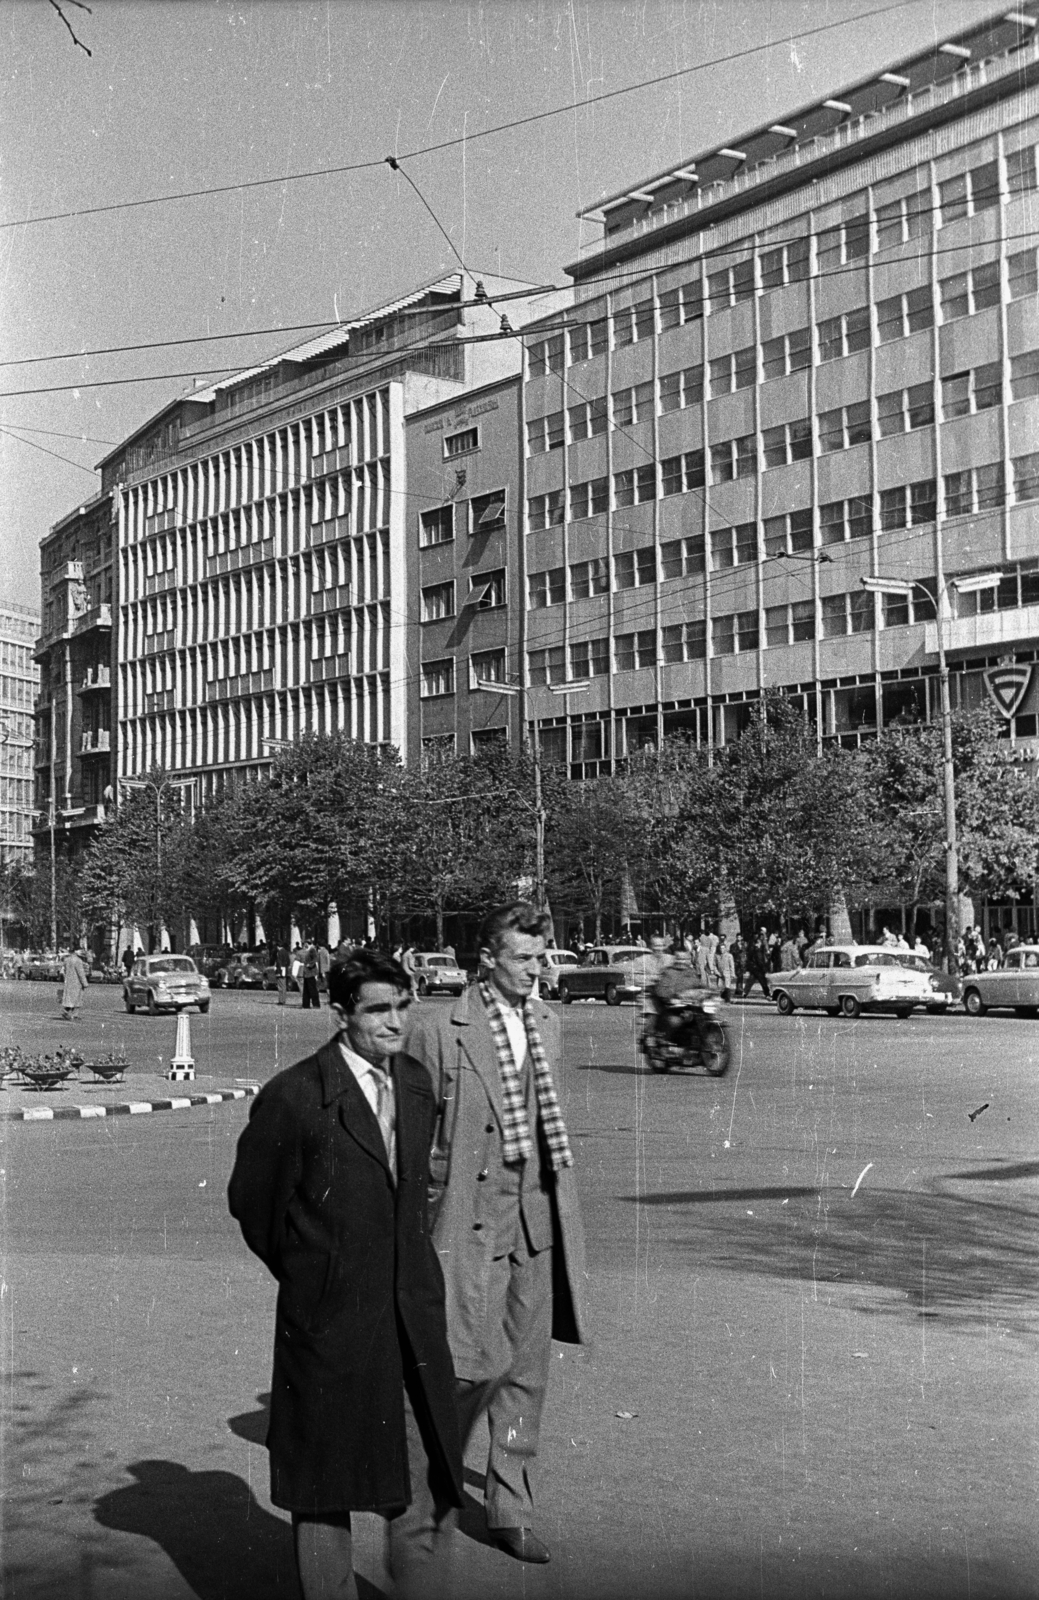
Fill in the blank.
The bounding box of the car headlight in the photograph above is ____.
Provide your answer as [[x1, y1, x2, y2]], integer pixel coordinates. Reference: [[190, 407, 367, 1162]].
[[701, 1000, 719, 1015]]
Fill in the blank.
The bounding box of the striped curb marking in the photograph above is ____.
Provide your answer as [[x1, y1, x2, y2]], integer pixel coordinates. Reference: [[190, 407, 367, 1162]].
[[2, 1086, 258, 1123]]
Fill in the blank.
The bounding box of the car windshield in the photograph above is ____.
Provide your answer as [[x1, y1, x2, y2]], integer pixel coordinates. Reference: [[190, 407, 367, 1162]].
[[424, 957, 453, 967], [149, 957, 197, 974], [610, 949, 646, 963]]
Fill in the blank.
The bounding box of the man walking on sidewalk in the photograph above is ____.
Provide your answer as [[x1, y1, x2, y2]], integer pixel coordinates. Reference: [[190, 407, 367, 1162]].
[[405, 902, 588, 1566]]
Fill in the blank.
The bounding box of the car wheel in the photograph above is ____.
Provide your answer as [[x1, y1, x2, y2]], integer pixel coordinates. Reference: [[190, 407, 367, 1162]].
[[416, 978, 427, 997], [963, 988, 986, 1017], [839, 994, 861, 1019], [701, 1022, 731, 1076], [893, 1007, 913, 1019], [604, 983, 621, 1007], [558, 981, 573, 1005], [147, 992, 159, 1015], [776, 992, 795, 1016], [124, 997, 135, 1014], [198, 1001, 210, 1014]]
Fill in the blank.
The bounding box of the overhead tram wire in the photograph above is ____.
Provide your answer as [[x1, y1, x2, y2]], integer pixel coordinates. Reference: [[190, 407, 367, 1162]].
[[0, 425, 101, 475], [0, 0, 929, 234], [4, 218, 1039, 398]]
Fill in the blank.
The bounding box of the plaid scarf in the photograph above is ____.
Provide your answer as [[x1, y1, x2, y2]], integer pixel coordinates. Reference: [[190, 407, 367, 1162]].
[[478, 981, 574, 1172]]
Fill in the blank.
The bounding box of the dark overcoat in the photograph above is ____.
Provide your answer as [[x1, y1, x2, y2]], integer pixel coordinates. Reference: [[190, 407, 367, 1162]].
[[227, 1039, 464, 1515]]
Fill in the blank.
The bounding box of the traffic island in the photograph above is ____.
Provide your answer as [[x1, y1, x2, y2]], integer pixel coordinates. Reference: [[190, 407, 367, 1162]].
[[0, 1070, 258, 1122]]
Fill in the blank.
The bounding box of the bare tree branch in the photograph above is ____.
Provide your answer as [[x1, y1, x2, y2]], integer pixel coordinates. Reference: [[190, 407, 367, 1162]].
[[46, 0, 93, 56]]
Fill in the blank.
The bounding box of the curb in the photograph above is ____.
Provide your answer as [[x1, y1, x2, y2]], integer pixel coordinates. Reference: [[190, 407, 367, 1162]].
[[2, 1086, 258, 1123]]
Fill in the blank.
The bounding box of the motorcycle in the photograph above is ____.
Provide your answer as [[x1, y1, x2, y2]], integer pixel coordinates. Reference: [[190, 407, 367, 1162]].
[[639, 990, 732, 1076]]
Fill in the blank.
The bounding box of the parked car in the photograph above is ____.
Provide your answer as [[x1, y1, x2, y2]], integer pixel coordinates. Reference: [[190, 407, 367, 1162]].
[[191, 946, 235, 986], [557, 946, 657, 1005], [961, 944, 1039, 1016], [771, 945, 946, 1019], [14, 952, 64, 982], [539, 949, 580, 998], [123, 954, 210, 1014], [412, 952, 467, 997], [887, 951, 962, 1012], [262, 961, 299, 993], [222, 953, 266, 989]]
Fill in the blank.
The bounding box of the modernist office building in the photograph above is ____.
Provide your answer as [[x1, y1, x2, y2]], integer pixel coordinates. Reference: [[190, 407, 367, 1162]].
[[32, 492, 114, 859], [520, 11, 1039, 792], [99, 274, 543, 799], [1, 602, 40, 865]]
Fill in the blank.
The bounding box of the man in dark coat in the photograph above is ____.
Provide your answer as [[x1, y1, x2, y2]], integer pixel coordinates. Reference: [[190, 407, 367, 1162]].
[[228, 951, 463, 1599], [405, 903, 587, 1568]]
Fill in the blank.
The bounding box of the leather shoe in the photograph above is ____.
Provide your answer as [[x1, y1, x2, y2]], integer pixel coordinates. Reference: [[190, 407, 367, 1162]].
[[490, 1527, 550, 1564]]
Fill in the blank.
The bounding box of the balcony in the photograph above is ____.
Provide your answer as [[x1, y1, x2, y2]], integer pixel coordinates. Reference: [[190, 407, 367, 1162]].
[[306, 657, 353, 684], [80, 666, 112, 692], [80, 729, 111, 755], [205, 538, 275, 578], [74, 603, 113, 637], [204, 668, 275, 703], [308, 584, 353, 616], [311, 515, 352, 547]]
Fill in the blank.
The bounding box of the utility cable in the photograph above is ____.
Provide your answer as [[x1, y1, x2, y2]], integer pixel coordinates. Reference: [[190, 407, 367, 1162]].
[[0, 424, 100, 475], [0, 0, 931, 234]]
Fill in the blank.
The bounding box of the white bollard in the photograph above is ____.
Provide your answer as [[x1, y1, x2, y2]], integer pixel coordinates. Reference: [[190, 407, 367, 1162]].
[[167, 1011, 196, 1081]]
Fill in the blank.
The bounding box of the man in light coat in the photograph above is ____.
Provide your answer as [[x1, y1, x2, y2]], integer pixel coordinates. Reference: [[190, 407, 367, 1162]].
[[405, 902, 587, 1566], [229, 952, 464, 1599], [61, 947, 89, 1021]]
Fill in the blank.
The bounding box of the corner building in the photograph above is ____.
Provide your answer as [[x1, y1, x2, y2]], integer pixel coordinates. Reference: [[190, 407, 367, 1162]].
[[1, 603, 40, 864], [102, 275, 539, 798], [522, 11, 1039, 784]]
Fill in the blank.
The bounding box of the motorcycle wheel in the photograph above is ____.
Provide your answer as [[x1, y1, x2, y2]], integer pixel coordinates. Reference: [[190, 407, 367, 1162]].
[[700, 1021, 731, 1076]]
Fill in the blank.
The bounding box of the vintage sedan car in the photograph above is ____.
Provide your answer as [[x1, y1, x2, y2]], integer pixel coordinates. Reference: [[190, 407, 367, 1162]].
[[123, 954, 210, 1014], [191, 946, 235, 986], [887, 951, 962, 1012], [961, 944, 1039, 1016], [557, 946, 657, 1006], [539, 950, 580, 999], [14, 952, 64, 982], [412, 953, 467, 997], [771, 945, 946, 1019], [222, 953, 266, 989]]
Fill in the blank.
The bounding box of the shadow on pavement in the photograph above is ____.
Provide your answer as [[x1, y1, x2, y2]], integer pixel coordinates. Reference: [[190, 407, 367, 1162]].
[[622, 1178, 1039, 1333], [228, 1391, 272, 1446], [94, 1460, 303, 1599]]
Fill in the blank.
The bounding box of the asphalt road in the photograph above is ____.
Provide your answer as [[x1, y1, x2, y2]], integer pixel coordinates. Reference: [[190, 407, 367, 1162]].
[[2, 982, 1038, 1600]]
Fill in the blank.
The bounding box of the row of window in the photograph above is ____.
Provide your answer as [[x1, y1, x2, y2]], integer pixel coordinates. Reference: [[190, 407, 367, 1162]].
[[527, 446, 1039, 534], [418, 491, 506, 546], [527, 153, 1039, 374], [526, 266, 1039, 454]]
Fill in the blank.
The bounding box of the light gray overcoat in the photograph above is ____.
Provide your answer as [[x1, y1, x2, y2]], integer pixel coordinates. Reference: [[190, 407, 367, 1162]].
[[404, 986, 589, 1382]]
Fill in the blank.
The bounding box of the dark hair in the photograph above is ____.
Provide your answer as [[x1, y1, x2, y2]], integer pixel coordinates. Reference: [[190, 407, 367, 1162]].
[[327, 950, 411, 1013], [478, 902, 552, 956]]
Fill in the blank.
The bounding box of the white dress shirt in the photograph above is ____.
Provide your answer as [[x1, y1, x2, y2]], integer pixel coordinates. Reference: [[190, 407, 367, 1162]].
[[339, 1040, 396, 1173]]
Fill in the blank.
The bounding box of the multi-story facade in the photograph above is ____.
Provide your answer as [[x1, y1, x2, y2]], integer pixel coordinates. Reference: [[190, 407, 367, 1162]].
[[1, 603, 40, 864], [100, 274, 544, 796], [406, 374, 524, 762], [520, 11, 1039, 799], [32, 492, 115, 857]]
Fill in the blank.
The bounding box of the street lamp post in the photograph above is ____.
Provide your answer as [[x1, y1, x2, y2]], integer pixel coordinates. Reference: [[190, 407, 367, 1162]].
[[862, 569, 1001, 975], [473, 677, 588, 911], [120, 774, 197, 949]]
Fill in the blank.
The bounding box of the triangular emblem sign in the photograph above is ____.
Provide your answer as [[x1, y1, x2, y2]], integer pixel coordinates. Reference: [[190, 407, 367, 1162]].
[[984, 660, 1032, 718]]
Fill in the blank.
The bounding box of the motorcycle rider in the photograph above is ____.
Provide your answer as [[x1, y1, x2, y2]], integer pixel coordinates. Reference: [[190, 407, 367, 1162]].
[[648, 944, 705, 1042]]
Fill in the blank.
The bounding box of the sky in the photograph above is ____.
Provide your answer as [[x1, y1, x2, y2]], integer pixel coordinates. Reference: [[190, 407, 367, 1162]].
[[0, 0, 1004, 615]]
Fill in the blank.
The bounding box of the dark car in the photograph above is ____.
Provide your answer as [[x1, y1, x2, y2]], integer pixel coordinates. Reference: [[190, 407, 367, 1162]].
[[556, 946, 657, 1006], [191, 946, 235, 986], [222, 953, 265, 989]]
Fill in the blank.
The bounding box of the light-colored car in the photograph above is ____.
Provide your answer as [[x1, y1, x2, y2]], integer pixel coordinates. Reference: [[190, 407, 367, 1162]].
[[771, 945, 946, 1019], [961, 944, 1039, 1016], [412, 953, 467, 996], [557, 946, 658, 1005], [123, 954, 211, 1015], [539, 950, 580, 998]]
